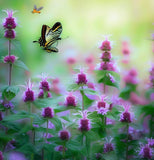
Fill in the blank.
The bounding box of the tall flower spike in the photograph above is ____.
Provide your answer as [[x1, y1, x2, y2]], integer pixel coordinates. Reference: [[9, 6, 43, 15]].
[[100, 39, 111, 51], [3, 10, 17, 29], [4, 29, 16, 39], [76, 69, 88, 85], [23, 80, 35, 102], [120, 104, 132, 123], [79, 110, 91, 132]]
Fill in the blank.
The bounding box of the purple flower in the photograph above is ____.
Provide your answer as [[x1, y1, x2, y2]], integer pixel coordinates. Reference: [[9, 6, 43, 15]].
[[148, 138, 154, 148], [121, 41, 130, 55], [2, 101, 14, 109], [42, 107, 54, 118], [120, 104, 132, 123], [8, 151, 26, 160], [39, 74, 50, 91], [95, 153, 102, 159], [65, 92, 77, 107], [4, 29, 16, 39], [149, 64, 154, 87], [96, 97, 109, 115], [58, 130, 71, 141], [66, 57, 76, 65], [55, 145, 67, 152], [3, 55, 16, 64], [100, 40, 111, 51], [0, 112, 2, 121], [100, 62, 116, 72], [76, 70, 88, 85], [23, 80, 35, 102], [108, 73, 115, 83], [139, 144, 152, 159], [104, 143, 114, 153], [3, 10, 17, 29], [0, 151, 3, 160], [101, 51, 112, 62], [79, 110, 91, 132], [38, 90, 52, 98]]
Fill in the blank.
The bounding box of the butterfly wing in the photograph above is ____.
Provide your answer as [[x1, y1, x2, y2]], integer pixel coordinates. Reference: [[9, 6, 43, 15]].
[[34, 5, 37, 10], [37, 6, 43, 11]]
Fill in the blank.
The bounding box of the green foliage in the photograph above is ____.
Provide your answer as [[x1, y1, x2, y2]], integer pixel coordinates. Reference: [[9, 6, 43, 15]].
[[1, 85, 19, 101], [14, 60, 29, 71], [95, 70, 120, 89]]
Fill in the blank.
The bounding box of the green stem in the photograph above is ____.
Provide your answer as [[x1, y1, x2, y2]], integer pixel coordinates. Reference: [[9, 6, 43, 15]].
[[81, 86, 84, 111], [8, 39, 12, 86], [62, 142, 66, 159], [45, 119, 49, 142], [103, 83, 106, 94], [126, 123, 129, 160]]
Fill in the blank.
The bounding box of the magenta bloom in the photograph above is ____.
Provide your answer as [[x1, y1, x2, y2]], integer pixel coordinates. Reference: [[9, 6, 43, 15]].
[[100, 62, 116, 72], [23, 80, 35, 102], [55, 145, 67, 152], [66, 57, 76, 65], [0, 112, 2, 121], [4, 55, 16, 64], [139, 144, 152, 159], [121, 41, 130, 55], [0, 151, 3, 160], [58, 130, 71, 141], [100, 40, 111, 51], [39, 80, 50, 91], [4, 29, 16, 39], [42, 107, 54, 118], [38, 90, 52, 98], [108, 74, 115, 83], [3, 10, 17, 29], [2, 101, 14, 109], [120, 104, 132, 123], [101, 52, 112, 62], [76, 70, 88, 85], [65, 92, 77, 107], [79, 110, 91, 132], [123, 69, 138, 85]]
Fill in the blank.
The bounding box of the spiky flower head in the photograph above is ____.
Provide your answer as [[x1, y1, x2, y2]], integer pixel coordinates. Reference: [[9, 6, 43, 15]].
[[65, 92, 77, 107], [79, 110, 91, 132], [76, 69, 88, 85], [100, 61, 116, 72], [100, 39, 111, 51], [101, 51, 112, 62], [148, 138, 154, 148], [42, 107, 54, 118], [103, 137, 114, 153], [23, 80, 35, 102], [3, 10, 17, 29], [58, 130, 71, 141], [139, 144, 152, 159], [4, 29, 16, 39], [39, 73, 50, 91], [120, 104, 132, 123]]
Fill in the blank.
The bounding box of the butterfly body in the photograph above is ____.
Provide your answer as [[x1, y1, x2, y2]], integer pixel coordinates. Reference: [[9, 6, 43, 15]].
[[33, 22, 62, 53], [32, 5, 43, 14]]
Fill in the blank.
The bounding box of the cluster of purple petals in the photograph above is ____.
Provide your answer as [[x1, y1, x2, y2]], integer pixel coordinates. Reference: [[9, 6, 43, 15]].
[[23, 88, 35, 102], [2, 101, 14, 109], [79, 118, 91, 132], [139, 145, 152, 159], [120, 111, 132, 123], [39, 80, 50, 91], [65, 94, 76, 107], [38, 89, 52, 98], [149, 65, 154, 87], [103, 143, 114, 153], [59, 130, 70, 140], [42, 107, 54, 118], [3, 55, 16, 64], [76, 72, 88, 85]]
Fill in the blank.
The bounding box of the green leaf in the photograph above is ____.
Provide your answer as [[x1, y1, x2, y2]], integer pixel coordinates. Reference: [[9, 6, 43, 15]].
[[67, 83, 80, 91], [14, 60, 29, 71], [2, 85, 19, 100], [50, 117, 62, 130], [95, 70, 120, 89], [81, 88, 98, 95]]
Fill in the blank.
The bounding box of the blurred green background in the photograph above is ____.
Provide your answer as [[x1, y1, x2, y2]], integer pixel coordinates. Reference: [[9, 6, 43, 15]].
[[0, 0, 154, 86]]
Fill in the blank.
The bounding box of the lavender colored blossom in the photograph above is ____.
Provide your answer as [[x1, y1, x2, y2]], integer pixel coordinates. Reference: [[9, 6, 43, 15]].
[[4, 29, 16, 39], [65, 92, 77, 107], [148, 138, 154, 148], [39, 74, 50, 91], [100, 62, 116, 71], [3, 10, 17, 29], [120, 104, 132, 123], [139, 144, 152, 159], [79, 110, 91, 132], [38, 90, 52, 98], [104, 143, 114, 153], [59, 130, 71, 141], [3, 55, 16, 64], [2, 101, 14, 109], [55, 145, 67, 152], [108, 73, 115, 83], [42, 107, 54, 118], [8, 151, 26, 160], [76, 69, 88, 85], [100, 40, 111, 51], [95, 153, 102, 159], [0, 112, 2, 121], [149, 64, 154, 87], [96, 98, 109, 115]]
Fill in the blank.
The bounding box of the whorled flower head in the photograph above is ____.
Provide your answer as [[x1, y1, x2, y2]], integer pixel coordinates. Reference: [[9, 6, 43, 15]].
[[79, 110, 91, 132], [3, 55, 17, 64], [100, 39, 111, 51], [120, 104, 132, 123], [123, 69, 138, 85], [139, 144, 152, 159], [55, 145, 67, 152], [100, 61, 116, 72], [39, 73, 50, 91], [103, 137, 114, 153], [148, 138, 154, 148], [101, 51, 112, 62], [42, 107, 54, 118], [3, 10, 17, 29], [76, 69, 88, 85], [4, 29, 16, 39], [23, 80, 35, 102], [38, 89, 52, 98], [58, 130, 71, 141], [96, 96, 109, 115], [65, 92, 77, 107]]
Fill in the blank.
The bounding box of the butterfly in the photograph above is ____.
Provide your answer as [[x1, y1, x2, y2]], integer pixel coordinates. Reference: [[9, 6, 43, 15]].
[[32, 5, 43, 14], [33, 22, 62, 53]]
